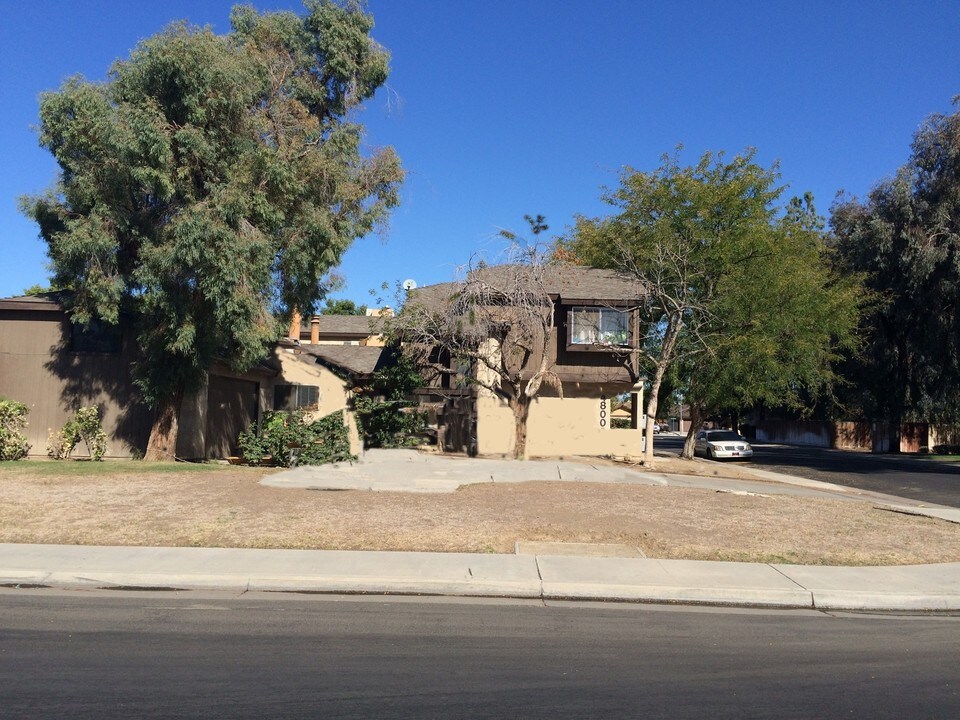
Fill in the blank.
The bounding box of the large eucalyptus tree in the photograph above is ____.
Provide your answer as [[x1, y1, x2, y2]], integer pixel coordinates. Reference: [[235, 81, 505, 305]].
[[22, 1, 403, 459]]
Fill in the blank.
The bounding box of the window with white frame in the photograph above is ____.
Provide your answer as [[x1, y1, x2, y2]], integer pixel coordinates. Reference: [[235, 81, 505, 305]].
[[273, 384, 320, 411], [568, 307, 629, 346]]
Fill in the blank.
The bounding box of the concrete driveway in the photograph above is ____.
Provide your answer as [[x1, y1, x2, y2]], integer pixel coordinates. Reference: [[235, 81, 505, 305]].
[[260, 448, 941, 508]]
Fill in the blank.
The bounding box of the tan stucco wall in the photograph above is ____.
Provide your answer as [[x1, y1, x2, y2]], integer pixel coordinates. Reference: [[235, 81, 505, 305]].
[[476, 383, 644, 458], [272, 348, 363, 455]]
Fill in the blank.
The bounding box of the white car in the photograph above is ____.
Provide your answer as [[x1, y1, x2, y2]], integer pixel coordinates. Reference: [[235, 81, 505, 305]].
[[695, 429, 753, 460]]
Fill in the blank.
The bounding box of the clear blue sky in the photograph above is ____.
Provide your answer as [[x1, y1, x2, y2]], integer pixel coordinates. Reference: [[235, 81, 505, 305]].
[[2, 1, 958, 306]]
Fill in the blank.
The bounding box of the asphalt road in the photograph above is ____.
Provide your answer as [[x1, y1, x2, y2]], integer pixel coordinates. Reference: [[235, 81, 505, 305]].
[[655, 434, 960, 507], [2, 589, 959, 719]]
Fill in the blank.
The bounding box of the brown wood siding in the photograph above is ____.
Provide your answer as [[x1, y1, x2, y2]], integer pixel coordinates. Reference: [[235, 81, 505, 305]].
[[552, 309, 637, 384], [205, 375, 259, 458], [0, 310, 152, 457]]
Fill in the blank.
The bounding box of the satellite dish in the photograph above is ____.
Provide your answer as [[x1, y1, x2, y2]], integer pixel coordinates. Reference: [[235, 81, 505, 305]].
[[402, 278, 417, 290]]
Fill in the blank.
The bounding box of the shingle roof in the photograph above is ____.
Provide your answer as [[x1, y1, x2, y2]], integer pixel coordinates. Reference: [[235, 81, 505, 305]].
[[302, 315, 385, 337], [407, 264, 644, 310], [0, 292, 66, 311], [299, 344, 387, 377]]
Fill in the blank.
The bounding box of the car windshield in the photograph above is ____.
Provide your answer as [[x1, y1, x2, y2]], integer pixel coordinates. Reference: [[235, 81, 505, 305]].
[[707, 431, 742, 441]]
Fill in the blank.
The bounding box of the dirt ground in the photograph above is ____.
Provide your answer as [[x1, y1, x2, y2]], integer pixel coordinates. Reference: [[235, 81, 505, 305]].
[[2, 457, 960, 566]]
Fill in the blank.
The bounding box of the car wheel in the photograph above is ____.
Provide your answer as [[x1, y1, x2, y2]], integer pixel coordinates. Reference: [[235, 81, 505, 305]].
[[707, 448, 714, 460]]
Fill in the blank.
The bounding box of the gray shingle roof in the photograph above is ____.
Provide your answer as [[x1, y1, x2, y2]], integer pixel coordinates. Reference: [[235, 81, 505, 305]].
[[303, 315, 385, 337], [299, 344, 387, 377], [407, 264, 644, 310], [0, 292, 66, 311]]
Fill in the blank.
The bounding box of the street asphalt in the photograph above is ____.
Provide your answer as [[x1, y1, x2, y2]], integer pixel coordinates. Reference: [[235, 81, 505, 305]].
[[4, 442, 960, 611]]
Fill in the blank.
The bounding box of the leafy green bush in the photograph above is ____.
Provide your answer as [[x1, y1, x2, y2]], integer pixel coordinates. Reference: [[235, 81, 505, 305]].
[[47, 406, 108, 461], [0, 398, 31, 461], [354, 396, 426, 448], [353, 351, 427, 449], [237, 410, 355, 467]]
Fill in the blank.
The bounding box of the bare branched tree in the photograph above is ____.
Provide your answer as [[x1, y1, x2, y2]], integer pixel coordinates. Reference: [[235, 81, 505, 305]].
[[617, 232, 721, 463], [393, 237, 561, 459]]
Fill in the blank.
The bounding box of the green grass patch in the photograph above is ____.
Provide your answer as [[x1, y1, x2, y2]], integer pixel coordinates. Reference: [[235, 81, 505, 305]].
[[0, 460, 240, 477]]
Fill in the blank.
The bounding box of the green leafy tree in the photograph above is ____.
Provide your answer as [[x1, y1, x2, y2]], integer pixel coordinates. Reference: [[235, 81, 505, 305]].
[[22, 284, 57, 297], [678, 194, 862, 456], [563, 150, 860, 464], [831, 102, 960, 448], [353, 350, 426, 448], [321, 298, 367, 315], [22, 1, 403, 460]]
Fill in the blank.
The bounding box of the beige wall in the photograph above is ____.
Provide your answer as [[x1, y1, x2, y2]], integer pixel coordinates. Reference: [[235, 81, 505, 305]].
[[476, 382, 644, 458], [271, 348, 363, 455]]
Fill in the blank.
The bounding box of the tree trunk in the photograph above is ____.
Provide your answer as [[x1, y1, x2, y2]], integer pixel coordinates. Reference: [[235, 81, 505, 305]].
[[681, 405, 705, 459], [642, 316, 685, 467], [510, 395, 531, 460], [144, 387, 185, 461], [643, 363, 670, 466]]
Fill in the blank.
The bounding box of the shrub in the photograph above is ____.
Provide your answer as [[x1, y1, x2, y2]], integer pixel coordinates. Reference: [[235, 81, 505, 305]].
[[237, 410, 355, 467], [932, 444, 960, 455], [352, 351, 427, 449], [0, 398, 31, 461], [354, 396, 427, 449], [48, 406, 108, 461]]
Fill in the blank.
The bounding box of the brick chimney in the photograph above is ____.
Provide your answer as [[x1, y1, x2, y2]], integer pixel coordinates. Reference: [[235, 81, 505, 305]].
[[310, 316, 320, 344], [288, 309, 302, 341]]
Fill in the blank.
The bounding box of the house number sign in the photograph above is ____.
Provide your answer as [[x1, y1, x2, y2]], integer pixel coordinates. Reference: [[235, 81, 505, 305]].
[[599, 394, 607, 428]]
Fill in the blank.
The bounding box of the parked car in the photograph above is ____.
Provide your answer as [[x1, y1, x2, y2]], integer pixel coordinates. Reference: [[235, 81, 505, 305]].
[[695, 429, 753, 460]]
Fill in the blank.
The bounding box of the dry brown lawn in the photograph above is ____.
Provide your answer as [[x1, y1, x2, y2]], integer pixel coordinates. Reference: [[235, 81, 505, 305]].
[[2, 458, 959, 566]]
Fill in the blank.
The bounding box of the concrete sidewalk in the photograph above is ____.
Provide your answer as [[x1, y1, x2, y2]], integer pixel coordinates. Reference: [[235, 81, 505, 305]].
[[5, 448, 959, 612], [3, 543, 959, 612]]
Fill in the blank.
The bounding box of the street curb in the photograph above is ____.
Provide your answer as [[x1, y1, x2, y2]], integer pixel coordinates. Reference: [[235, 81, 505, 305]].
[[3, 545, 959, 612]]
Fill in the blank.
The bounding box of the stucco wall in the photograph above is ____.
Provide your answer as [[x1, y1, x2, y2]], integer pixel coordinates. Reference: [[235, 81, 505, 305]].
[[271, 348, 362, 455], [476, 384, 644, 458], [273, 349, 352, 415]]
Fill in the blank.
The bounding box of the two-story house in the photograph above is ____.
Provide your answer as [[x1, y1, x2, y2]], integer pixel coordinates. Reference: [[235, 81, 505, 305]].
[[403, 264, 648, 459]]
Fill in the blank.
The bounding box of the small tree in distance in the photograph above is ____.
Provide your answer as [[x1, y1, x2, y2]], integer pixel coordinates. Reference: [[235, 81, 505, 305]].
[[321, 299, 368, 316]]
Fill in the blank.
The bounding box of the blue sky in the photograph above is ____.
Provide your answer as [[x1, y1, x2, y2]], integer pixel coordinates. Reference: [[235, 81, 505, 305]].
[[2, 1, 958, 306]]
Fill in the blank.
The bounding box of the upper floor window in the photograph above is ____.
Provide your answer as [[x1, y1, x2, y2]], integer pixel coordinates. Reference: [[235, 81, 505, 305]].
[[568, 307, 630, 346]]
